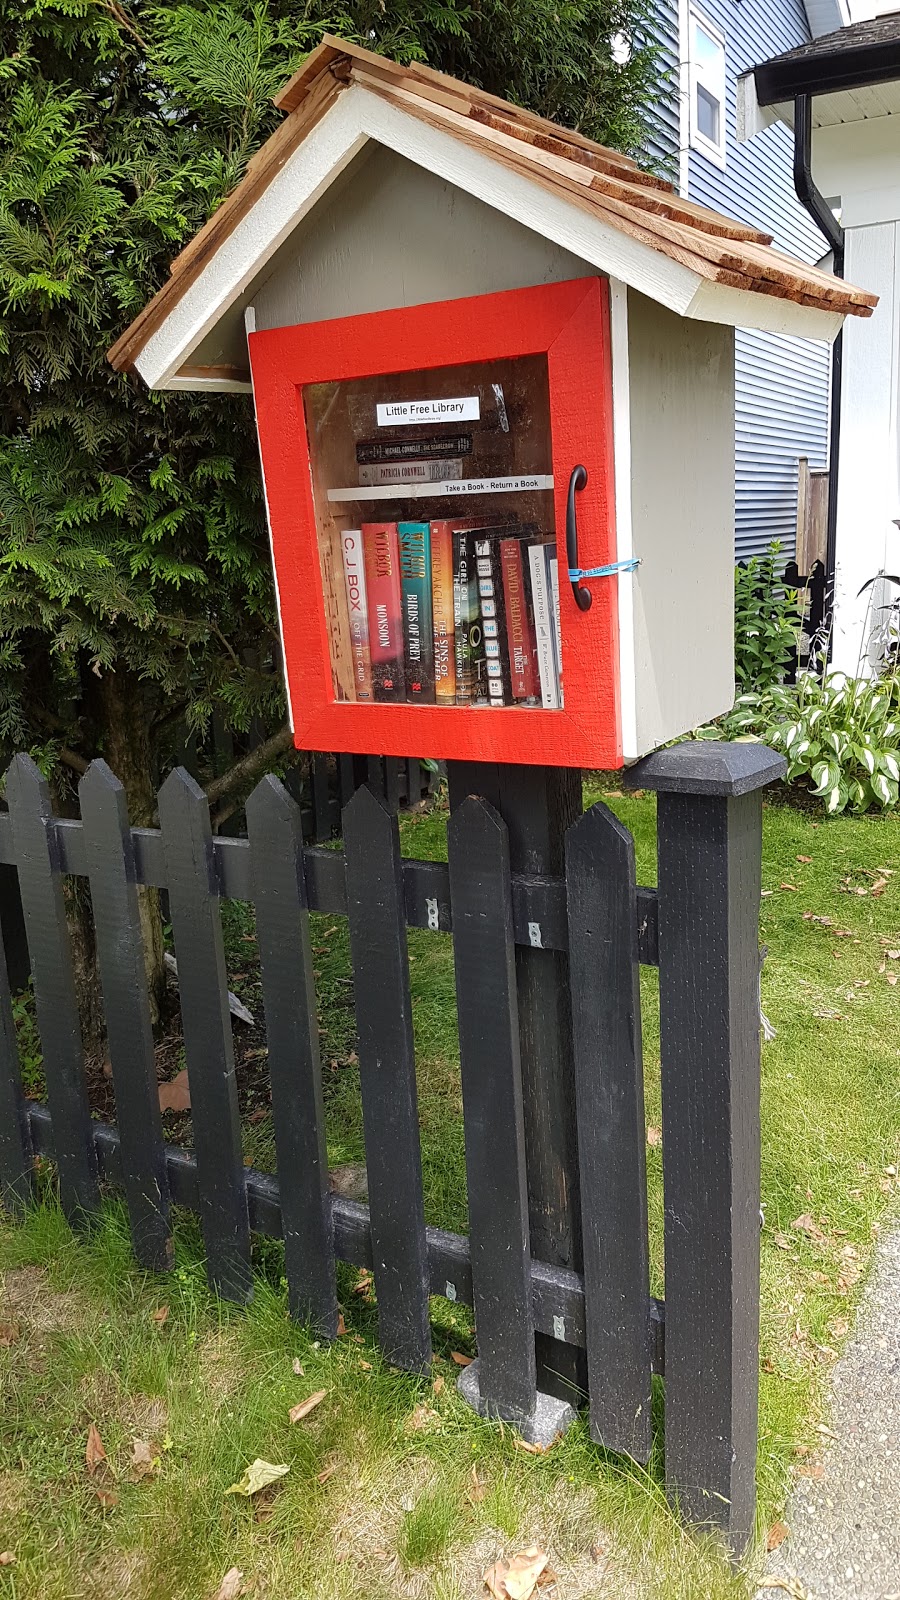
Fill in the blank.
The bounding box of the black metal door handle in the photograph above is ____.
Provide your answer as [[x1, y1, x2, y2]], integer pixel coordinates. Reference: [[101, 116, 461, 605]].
[[566, 465, 591, 611]]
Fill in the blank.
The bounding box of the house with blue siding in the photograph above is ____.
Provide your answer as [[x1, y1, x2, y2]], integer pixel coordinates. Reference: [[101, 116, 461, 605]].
[[647, 0, 849, 560]]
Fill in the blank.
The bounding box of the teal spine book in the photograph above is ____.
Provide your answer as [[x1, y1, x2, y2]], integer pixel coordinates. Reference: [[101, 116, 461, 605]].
[[398, 521, 435, 703]]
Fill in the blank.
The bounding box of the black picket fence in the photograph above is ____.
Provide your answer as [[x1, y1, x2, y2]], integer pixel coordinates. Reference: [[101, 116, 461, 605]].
[[0, 740, 783, 1551], [245, 750, 432, 843]]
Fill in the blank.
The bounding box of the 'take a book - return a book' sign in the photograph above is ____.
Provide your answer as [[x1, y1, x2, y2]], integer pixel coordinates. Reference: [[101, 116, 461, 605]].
[[376, 396, 481, 426]]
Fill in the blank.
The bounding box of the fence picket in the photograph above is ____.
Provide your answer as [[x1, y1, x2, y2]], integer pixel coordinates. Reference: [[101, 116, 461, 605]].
[[343, 784, 431, 1372], [448, 795, 536, 1424], [79, 761, 172, 1271], [0, 907, 32, 1214], [5, 754, 98, 1218], [158, 768, 251, 1302], [312, 754, 331, 841], [246, 775, 338, 1336], [565, 802, 651, 1460]]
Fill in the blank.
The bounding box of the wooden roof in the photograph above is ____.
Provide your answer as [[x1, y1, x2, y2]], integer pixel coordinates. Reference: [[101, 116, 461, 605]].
[[108, 35, 876, 375]]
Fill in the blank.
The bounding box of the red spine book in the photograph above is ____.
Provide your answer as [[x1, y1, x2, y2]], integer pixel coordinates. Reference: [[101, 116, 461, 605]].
[[500, 537, 539, 701], [362, 523, 406, 702]]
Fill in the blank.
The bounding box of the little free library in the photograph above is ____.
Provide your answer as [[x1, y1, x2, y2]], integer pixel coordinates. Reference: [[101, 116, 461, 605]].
[[109, 35, 873, 771], [96, 36, 883, 1553]]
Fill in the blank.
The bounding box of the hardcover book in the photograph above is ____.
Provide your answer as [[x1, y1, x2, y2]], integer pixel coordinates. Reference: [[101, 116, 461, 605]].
[[398, 521, 435, 702], [500, 536, 539, 702], [548, 547, 563, 708], [356, 433, 473, 465], [528, 541, 561, 710], [362, 522, 406, 702], [430, 520, 457, 704], [472, 529, 514, 706], [452, 526, 481, 705], [340, 529, 373, 701]]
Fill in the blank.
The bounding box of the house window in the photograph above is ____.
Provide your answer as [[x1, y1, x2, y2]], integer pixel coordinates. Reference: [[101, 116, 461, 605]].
[[689, 9, 726, 166]]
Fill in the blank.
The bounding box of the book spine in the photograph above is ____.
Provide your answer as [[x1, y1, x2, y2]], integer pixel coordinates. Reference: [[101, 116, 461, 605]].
[[528, 542, 561, 710], [474, 537, 510, 706], [430, 521, 456, 704], [453, 529, 476, 704], [358, 459, 463, 487], [548, 547, 563, 709], [398, 522, 435, 702], [500, 538, 539, 701], [340, 529, 373, 702], [362, 523, 406, 702]]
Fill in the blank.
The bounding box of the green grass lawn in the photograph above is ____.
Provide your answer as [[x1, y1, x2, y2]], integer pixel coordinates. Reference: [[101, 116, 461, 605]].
[[0, 784, 898, 1599]]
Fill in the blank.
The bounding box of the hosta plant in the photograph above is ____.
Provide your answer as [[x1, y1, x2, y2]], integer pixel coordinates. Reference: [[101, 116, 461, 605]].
[[713, 671, 900, 814]]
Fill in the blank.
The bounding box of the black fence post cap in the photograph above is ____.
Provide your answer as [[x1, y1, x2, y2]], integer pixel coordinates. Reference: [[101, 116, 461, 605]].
[[623, 740, 786, 797]]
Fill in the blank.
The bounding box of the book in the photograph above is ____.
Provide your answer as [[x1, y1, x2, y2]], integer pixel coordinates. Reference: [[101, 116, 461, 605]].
[[500, 537, 539, 702], [430, 521, 456, 704], [362, 523, 406, 702], [340, 529, 373, 702], [358, 459, 463, 488], [398, 521, 435, 702], [548, 548, 563, 708], [473, 531, 512, 707], [356, 433, 473, 465], [452, 526, 481, 705], [528, 542, 561, 710]]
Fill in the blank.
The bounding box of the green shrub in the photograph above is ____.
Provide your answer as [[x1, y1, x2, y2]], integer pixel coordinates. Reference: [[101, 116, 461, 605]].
[[719, 672, 900, 813], [734, 544, 803, 691]]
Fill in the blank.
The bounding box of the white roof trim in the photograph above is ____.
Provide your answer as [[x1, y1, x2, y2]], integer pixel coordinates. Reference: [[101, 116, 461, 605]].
[[135, 81, 845, 389], [684, 278, 843, 341]]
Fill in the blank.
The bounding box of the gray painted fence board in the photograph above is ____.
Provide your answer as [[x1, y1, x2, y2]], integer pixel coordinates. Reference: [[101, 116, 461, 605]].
[[246, 775, 338, 1336], [566, 802, 652, 1461], [158, 768, 251, 1302], [79, 761, 172, 1270], [5, 754, 98, 1218], [0, 902, 32, 1213], [343, 784, 431, 1372], [448, 794, 537, 1423]]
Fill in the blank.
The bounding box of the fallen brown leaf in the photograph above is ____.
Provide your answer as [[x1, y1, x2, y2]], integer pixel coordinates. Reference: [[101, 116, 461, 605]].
[[209, 1566, 244, 1600], [130, 1437, 156, 1479], [796, 1462, 825, 1480], [93, 1487, 118, 1509], [158, 1069, 191, 1114], [291, 1358, 303, 1376], [589, 1543, 605, 1563], [791, 1213, 828, 1247], [336, 1313, 347, 1337], [758, 1579, 809, 1599], [514, 1435, 558, 1455], [433, 1375, 445, 1396], [359, 1359, 372, 1371], [484, 1548, 549, 1600], [150, 1305, 169, 1326], [780, 882, 798, 891], [405, 1402, 440, 1432], [469, 1465, 487, 1503], [646, 1126, 662, 1148], [289, 1390, 326, 1424], [85, 1423, 107, 1475], [796, 855, 812, 864], [316, 1464, 337, 1485], [871, 877, 888, 897], [767, 1520, 790, 1552], [451, 1351, 473, 1367], [0, 1553, 15, 1566], [0, 1322, 20, 1347]]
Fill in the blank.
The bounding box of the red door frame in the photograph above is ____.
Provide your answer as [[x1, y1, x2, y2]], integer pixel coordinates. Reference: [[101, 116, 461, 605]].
[[249, 275, 621, 769]]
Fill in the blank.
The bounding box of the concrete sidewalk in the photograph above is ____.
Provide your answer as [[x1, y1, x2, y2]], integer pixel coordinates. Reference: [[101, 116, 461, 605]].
[[756, 1217, 900, 1600]]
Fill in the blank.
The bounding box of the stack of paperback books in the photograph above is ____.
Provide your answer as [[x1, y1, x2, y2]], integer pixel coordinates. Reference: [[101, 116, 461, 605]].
[[339, 519, 564, 708]]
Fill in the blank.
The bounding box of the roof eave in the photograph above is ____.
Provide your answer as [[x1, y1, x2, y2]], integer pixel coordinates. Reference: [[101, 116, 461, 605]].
[[755, 41, 900, 106]]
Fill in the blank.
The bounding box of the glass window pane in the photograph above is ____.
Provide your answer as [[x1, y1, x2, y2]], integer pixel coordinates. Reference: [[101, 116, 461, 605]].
[[696, 82, 721, 145], [693, 20, 722, 72], [301, 354, 564, 711]]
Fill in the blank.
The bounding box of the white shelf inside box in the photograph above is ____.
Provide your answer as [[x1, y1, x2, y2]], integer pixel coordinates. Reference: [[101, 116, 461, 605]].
[[326, 473, 554, 503]]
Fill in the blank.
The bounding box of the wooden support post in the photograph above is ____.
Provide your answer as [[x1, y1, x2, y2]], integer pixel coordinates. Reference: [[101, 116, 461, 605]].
[[447, 761, 583, 1402], [624, 740, 785, 1552]]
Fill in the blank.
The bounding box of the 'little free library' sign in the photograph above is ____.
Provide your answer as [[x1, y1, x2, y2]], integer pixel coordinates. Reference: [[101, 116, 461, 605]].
[[376, 396, 481, 426]]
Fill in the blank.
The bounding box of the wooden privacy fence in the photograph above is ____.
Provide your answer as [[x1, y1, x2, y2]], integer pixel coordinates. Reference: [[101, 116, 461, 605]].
[[0, 741, 783, 1552]]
